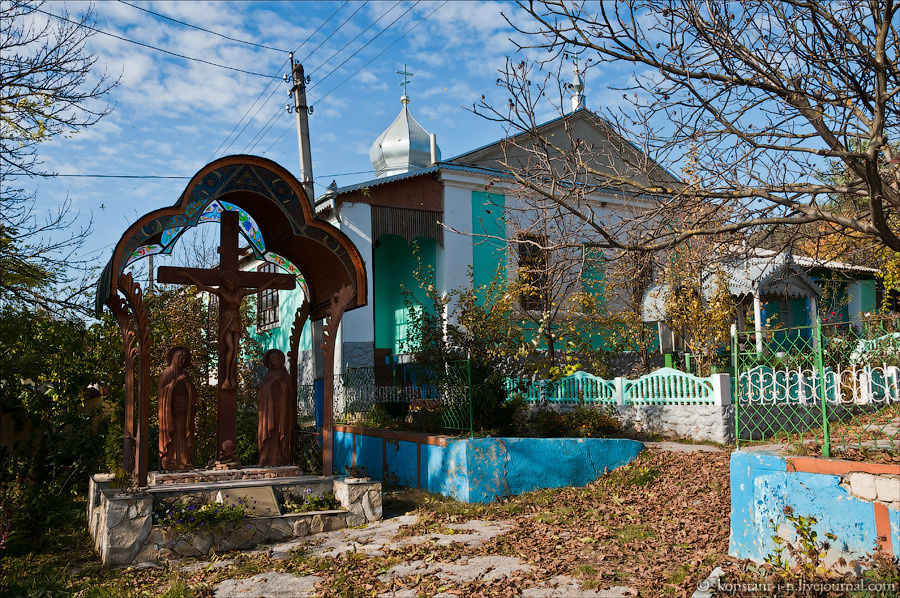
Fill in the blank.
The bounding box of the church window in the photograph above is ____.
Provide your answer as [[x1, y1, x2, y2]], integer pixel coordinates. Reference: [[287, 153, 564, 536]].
[[256, 262, 279, 329]]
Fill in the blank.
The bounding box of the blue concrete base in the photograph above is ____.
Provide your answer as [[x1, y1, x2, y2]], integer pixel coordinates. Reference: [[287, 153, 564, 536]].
[[334, 430, 644, 503], [729, 451, 899, 566]]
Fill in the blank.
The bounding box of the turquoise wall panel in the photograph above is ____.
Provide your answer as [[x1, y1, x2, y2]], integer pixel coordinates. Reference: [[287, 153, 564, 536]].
[[861, 280, 876, 312], [331, 431, 643, 504], [372, 235, 438, 353], [471, 191, 506, 296], [250, 287, 312, 356]]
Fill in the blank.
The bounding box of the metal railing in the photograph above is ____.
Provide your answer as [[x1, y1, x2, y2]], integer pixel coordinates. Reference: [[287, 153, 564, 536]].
[[733, 315, 900, 457], [332, 360, 473, 435]]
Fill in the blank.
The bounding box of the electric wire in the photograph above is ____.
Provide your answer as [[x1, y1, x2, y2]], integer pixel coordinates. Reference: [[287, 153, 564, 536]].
[[220, 2, 367, 157], [260, 1, 447, 156], [34, 6, 280, 79], [209, 1, 350, 160], [306, 1, 402, 82], [117, 0, 289, 53], [239, 1, 385, 154], [247, 1, 425, 154], [40, 170, 375, 180], [312, 1, 447, 103]]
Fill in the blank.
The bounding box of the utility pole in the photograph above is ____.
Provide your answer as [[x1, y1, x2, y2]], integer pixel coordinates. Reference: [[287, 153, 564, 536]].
[[287, 52, 314, 201]]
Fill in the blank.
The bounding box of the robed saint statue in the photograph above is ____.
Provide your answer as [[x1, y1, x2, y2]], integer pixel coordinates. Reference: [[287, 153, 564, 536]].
[[257, 349, 294, 466], [158, 346, 196, 470]]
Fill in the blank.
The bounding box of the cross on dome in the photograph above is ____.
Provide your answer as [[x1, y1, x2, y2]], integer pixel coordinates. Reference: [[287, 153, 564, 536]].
[[397, 64, 413, 104]]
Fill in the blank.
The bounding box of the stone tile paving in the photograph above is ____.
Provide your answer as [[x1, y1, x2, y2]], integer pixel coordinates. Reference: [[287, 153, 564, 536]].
[[198, 447, 730, 597], [215, 514, 610, 596], [214, 571, 321, 597]]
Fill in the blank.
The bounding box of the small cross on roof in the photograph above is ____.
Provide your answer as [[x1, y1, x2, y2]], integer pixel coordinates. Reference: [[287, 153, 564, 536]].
[[397, 64, 413, 95]]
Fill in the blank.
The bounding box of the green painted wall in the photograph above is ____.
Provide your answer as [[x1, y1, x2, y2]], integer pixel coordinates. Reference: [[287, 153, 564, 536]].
[[249, 286, 313, 355], [471, 191, 506, 296], [860, 280, 876, 312], [373, 235, 438, 354], [581, 246, 605, 305]]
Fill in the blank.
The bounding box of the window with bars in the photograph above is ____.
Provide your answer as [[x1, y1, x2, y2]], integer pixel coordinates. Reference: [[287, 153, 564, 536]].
[[256, 263, 279, 329]]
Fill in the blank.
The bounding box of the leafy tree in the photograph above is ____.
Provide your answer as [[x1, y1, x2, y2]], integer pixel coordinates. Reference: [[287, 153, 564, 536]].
[[0, 305, 122, 552], [477, 1, 899, 256], [1, 0, 116, 313]]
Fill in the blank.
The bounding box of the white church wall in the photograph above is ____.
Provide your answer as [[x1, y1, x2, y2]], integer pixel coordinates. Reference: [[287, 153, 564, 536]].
[[337, 201, 375, 369]]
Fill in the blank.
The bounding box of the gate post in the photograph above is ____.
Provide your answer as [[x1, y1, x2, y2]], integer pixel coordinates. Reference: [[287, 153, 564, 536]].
[[732, 324, 741, 448], [814, 316, 830, 457]]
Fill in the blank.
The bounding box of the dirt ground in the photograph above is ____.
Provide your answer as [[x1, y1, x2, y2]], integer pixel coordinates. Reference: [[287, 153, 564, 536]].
[[52, 446, 732, 597]]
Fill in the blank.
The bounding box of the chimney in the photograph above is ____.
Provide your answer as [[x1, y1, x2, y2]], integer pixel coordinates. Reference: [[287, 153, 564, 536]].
[[430, 133, 438, 165]]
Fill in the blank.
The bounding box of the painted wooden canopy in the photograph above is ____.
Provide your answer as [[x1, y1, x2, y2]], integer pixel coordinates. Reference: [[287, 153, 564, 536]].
[[95, 155, 367, 320]]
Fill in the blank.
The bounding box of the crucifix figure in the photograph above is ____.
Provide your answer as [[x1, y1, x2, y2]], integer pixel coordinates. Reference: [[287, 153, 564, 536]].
[[157, 210, 295, 465]]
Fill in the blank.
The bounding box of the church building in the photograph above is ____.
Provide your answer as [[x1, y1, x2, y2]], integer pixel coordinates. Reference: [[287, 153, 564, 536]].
[[250, 67, 671, 378]]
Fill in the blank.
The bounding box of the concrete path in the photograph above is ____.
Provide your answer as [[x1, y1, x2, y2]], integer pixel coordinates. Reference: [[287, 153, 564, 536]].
[[211, 513, 631, 596], [644, 441, 726, 453], [214, 572, 321, 597]]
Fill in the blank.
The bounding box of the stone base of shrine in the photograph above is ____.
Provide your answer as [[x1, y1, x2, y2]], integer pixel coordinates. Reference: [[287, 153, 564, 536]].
[[87, 471, 382, 567], [148, 465, 303, 486]]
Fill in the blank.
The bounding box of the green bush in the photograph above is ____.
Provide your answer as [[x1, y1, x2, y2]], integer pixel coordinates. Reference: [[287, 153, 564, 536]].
[[153, 501, 245, 533], [515, 404, 620, 438], [281, 489, 341, 513]]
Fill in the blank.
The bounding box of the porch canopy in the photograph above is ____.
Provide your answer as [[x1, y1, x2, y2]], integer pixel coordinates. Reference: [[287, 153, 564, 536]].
[[642, 253, 823, 352], [95, 154, 367, 319]]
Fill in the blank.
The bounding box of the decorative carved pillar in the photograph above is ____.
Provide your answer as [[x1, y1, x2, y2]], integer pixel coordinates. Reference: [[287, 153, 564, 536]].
[[320, 285, 354, 476], [118, 274, 151, 486], [105, 293, 137, 476], [287, 300, 310, 465]]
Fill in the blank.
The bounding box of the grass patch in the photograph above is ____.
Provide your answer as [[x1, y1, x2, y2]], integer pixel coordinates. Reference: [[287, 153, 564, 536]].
[[617, 523, 656, 542]]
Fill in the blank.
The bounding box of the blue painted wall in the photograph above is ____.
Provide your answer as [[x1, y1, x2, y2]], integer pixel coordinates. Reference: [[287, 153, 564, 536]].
[[729, 451, 899, 563], [333, 431, 643, 503]]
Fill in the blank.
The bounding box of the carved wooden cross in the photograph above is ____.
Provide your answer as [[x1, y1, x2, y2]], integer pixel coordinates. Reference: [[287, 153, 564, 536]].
[[157, 210, 295, 464]]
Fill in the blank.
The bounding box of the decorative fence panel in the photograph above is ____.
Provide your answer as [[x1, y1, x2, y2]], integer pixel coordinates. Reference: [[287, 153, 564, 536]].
[[622, 367, 716, 405], [506, 368, 725, 406], [733, 316, 900, 457], [333, 360, 472, 435]]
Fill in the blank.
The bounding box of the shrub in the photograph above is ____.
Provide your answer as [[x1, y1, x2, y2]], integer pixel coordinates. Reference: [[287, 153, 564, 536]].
[[153, 501, 245, 532], [281, 488, 341, 513], [515, 404, 620, 438]]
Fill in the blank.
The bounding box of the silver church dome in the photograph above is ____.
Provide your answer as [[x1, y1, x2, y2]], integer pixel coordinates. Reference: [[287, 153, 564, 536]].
[[369, 94, 440, 178]]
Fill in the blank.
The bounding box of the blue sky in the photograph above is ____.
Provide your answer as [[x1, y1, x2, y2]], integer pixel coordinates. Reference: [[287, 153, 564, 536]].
[[29, 1, 636, 266]]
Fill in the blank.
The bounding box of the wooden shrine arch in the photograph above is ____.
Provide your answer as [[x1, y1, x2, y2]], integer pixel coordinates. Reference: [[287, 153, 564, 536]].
[[96, 155, 367, 484]]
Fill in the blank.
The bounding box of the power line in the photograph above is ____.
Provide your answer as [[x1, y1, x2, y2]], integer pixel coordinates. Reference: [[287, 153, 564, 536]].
[[209, 1, 351, 161], [35, 6, 280, 79], [312, 2, 447, 103], [306, 1, 421, 97], [117, 1, 290, 53], [235, 2, 371, 155], [40, 170, 376, 180], [306, 1, 403, 80], [249, 1, 425, 154], [222, 2, 368, 157], [38, 173, 190, 179], [261, 2, 447, 155]]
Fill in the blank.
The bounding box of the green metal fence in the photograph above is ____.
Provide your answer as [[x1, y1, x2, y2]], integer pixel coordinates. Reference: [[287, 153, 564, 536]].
[[732, 316, 900, 457], [332, 359, 473, 435]]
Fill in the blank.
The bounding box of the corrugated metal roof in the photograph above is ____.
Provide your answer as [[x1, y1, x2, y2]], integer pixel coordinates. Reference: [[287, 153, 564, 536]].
[[315, 163, 509, 204]]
